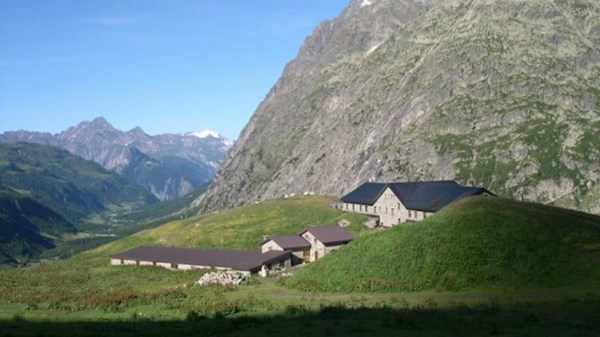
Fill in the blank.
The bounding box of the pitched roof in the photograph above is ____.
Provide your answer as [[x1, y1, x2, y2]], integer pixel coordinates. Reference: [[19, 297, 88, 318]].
[[340, 182, 388, 205], [300, 225, 354, 246], [263, 235, 311, 250], [111, 246, 290, 273], [341, 181, 493, 212]]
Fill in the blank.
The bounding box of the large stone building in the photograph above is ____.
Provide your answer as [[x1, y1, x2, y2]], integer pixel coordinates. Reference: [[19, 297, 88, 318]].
[[339, 181, 493, 227]]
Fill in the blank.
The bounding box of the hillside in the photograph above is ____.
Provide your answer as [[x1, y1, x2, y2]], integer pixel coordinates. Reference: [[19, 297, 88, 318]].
[[0, 185, 76, 265], [0, 117, 232, 201], [196, 0, 600, 214], [0, 196, 598, 337], [0, 142, 157, 223], [93, 196, 369, 256], [285, 196, 600, 293]]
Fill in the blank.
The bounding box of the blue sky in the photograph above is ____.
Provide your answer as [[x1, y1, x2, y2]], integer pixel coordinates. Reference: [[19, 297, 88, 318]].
[[0, 0, 349, 140]]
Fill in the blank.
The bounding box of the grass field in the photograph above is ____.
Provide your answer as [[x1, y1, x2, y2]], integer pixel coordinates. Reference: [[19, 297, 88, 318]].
[[286, 196, 600, 293], [0, 196, 599, 336]]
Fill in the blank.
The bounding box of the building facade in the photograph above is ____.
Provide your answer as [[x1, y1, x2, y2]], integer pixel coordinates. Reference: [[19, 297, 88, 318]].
[[339, 181, 493, 227]]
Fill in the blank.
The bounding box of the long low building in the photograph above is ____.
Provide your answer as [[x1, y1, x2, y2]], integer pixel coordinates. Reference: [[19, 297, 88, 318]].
[[110, 246, 292, 275]]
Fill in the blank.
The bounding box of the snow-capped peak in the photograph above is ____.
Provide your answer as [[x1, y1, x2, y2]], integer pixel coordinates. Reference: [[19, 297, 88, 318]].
[[188, 129, 221, 139], [360, 0, 373, 8]]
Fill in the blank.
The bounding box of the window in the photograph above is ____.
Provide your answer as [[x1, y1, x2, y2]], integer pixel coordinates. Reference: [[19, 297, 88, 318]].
[[268, 246, 273, 251], [424, 213, 428, 218], [171, 263, 178, 269], [408, 210, 412, 218], [391, 208, 395, 216]]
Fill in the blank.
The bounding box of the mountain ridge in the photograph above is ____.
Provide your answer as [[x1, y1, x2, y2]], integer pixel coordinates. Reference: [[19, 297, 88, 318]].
[[0, 117, 232, 201]]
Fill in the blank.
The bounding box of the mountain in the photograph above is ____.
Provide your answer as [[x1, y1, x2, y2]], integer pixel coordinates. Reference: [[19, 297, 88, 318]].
[[195, 0, 600, 214], [0, 118, 232, 201], [0, 184, 76, 265], [0, 142, 157, 223]]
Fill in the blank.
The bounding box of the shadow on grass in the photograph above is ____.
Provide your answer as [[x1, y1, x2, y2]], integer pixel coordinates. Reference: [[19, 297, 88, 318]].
[[1, 298, 599, 337]]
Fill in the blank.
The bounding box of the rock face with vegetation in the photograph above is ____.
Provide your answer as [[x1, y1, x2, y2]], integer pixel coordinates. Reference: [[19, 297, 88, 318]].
[[0, 117, 232, 201], [196, 0, 600, 214]]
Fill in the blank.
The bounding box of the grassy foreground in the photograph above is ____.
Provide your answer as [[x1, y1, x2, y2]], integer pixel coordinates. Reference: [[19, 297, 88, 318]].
[[286, 197, 600, 293], [1, 294, 599, 337], [0, 196, 599, 336]]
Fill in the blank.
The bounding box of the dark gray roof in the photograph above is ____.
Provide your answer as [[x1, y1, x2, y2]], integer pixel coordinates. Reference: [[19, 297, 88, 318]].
[[263, 235, 311, 250], [341, 181, 494, 212], [339, 182, 388, 206], [300, 225, 354, 246], [111, 246, 290, 273]]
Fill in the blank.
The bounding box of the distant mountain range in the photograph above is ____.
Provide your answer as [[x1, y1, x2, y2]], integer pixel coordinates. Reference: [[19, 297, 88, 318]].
[[0, 117, 232, 201]]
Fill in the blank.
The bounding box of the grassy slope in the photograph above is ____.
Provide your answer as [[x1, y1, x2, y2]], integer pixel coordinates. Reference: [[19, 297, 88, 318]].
[[0, 196, 599, 336], [0, 185, 77, 265], [0, 196, 369, 315], [0, 142, 157, 223], [286, 196, 600, 293], [92, 196, 370, 256]]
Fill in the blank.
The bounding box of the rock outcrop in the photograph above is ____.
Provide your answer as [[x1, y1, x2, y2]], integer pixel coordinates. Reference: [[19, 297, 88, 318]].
[[196, 271, 248, 286]]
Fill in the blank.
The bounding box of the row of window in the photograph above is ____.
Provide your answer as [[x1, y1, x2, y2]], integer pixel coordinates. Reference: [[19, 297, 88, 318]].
[[344, 202, 429, 219]]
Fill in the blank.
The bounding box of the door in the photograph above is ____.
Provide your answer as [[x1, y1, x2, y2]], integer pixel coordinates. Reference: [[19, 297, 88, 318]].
[[303, 249, 310, 263]]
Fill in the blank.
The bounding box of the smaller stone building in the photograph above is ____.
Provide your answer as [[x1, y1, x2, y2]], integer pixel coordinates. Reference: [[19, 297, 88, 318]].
[[299, 225, 354, 262], [261, 235, 311, 265]]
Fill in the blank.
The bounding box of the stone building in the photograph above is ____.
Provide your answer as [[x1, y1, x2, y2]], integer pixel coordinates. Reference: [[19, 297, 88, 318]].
[[299, 225, 354, 262], [110, 246, 291, 276], [339, 181, 493, 227], [261, 235, 312, 264]]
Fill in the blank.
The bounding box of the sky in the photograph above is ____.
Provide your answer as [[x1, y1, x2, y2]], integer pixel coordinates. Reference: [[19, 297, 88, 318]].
[[0, 0, 350, 140]]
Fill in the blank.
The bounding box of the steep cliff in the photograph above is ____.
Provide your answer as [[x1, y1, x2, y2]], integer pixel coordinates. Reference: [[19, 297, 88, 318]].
[[197, 0, 600, 214]]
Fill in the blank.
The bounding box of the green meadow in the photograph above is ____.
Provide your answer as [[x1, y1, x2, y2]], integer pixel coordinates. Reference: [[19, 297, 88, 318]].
[[0, 196, 599, 336]]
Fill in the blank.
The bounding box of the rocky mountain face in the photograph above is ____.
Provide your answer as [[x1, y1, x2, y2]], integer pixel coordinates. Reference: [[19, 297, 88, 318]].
[[196, 0, 600, 214], [0, 117, 232, 201]]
